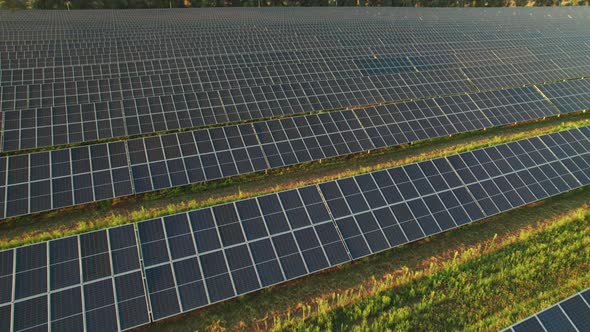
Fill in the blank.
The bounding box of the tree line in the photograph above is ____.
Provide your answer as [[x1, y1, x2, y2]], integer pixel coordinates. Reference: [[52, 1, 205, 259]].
[[1, 0, 586, 12]]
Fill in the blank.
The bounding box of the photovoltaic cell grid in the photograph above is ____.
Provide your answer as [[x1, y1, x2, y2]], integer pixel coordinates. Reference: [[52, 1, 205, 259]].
[[2, 126, 590, 328], [503, 288, 590, 332], [0, 224, 150, 332], [1, 9, 590, 152], [0, 141, 133, 219], [0, 85, 560, 219]]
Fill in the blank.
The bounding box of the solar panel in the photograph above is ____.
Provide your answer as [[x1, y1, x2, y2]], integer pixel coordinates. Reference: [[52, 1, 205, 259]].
[[2, 141, 133, 218], [0, 224, 150, 332], [504, 288, 590, 332], [537, 78, 590, 115]]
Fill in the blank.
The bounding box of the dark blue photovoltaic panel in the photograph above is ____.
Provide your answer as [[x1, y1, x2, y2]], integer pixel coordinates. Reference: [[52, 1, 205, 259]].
[[13, 295, 48, 332], [0, 304, 11, 332], [0, 224, 149, 331], [0, 249, 14, 307], [560, 295, 590, 331], [537, 307, 577, 332], [511, 317, 545, 332], [504, 287, 590, 332], [48, 236, 82, 330], [14, 243, 47, 301]]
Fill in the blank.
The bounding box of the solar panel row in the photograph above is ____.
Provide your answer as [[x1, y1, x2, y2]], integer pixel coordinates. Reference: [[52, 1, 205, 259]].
[[538, 79, 590, 115], [0, 141, 133, 218], [0, 43, 583, 109], [3, 53, 590, 152], [1, 29, 586, 69], [1, 9, 590, 153], [464, 58, 590, 91], [1, 125, 590, 330], [0, 41, 583, 85], [504, 288, 590, 332], [0, 68, 476, 151], [0, 85, 561, 219], [0, 30, 583, 57], [0, 20, 587, 63]]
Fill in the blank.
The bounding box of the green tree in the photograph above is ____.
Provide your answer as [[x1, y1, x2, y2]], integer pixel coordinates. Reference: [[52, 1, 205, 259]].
[[1, 0, 28, 9], [34, 0, 65, 8]]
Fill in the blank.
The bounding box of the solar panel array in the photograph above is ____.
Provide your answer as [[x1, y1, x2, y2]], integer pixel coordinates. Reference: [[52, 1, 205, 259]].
[[0, 79, 576, 218], [2, 126, 590, 330], [0, 84, 563, 218], [0, 68, 476, 151], [504, 287, 590, 332], [2, 9, 590, 219], [2, 8, 590, 151], [1, 9, 590, 220]]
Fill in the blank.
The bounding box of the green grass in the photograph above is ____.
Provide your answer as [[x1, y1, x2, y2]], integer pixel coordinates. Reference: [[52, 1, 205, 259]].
[[1, 112, 590, 250], [136, 185, 590, 332]]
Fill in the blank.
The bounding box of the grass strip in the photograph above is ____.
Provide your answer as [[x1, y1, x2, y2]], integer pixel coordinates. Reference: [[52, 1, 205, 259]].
[[1, 113, 590, 250]]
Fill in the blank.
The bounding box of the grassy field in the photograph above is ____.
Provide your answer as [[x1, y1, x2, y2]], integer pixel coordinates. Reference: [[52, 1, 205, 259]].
[[1, 112, 590, 250], [137, 186, 590, 332]]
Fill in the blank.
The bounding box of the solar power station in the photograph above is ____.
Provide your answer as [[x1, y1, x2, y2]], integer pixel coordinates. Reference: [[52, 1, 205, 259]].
[[1, 9, 590, 219], [504, 287, 590, 332], [1, 7, 590, 331], [2, 126, 590, 330]]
